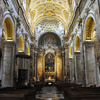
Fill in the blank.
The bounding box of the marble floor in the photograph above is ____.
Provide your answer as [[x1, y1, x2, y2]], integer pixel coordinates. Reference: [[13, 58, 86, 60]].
[[36, 86, 64, 100]]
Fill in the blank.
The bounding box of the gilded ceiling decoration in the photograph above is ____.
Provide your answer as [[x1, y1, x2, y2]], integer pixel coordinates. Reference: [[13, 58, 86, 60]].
[[22, 0, 75, 35], [35, 18, 64, 35]]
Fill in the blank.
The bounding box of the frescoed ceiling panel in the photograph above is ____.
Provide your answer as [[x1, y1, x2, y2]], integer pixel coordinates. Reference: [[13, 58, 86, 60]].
[[23, 0, 76, 34]]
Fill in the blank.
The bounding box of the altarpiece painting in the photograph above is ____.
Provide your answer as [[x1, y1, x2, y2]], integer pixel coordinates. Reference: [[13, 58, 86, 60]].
[[45, 53, 54, 72]]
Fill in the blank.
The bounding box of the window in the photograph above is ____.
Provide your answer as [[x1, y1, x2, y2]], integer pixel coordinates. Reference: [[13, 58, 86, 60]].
[[73, 0, 76, 10], [29, 14, 31, 23], [23, 0, 26, 10]]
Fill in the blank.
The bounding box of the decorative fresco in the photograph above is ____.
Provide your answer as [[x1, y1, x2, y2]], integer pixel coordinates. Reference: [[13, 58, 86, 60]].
[[38, 32, 61, 48], [45, 53, 54, 72]]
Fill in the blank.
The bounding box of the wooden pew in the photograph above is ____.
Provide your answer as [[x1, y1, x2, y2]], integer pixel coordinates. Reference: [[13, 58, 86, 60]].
[[0, 94, 25, 100], [0, 87, 36, 100], [64, 87, 100, 100], [55, 82, 100, 100]]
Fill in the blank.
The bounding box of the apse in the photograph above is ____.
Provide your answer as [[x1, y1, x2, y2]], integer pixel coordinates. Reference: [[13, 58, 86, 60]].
[[38, 32, 61, 48]]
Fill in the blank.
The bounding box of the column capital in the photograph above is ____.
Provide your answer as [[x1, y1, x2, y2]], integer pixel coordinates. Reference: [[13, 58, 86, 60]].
[[74, 51, 81, 54], [34, 51, 38, 57], [69, 57, 73, 60], [83, 41, 94, 47], [61, 51, 65, 57], [83, 40, 94, 44], [4, 41, 15, 44], [30, 43, 34, 49], [4, 41, 15, 47], [65, 43, 69, 49]]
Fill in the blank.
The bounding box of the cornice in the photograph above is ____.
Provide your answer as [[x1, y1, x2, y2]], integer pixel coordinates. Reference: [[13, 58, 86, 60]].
[[65, 0, 87, 42], [11, 0, 34, 40]]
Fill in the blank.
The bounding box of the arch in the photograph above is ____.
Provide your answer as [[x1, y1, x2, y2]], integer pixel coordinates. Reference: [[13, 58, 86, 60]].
[[32, 16, 66, 34], [75, 36, 80, 51], [84, 16, 98, 61], [69, 46, 73, 58], [38, 32, 61, 47], [44, 52, 55, 57], [26, 45, 30, 55], [18, 35, 24, 52], [3, 17, 14, 41], [84, 17, 95, 40]]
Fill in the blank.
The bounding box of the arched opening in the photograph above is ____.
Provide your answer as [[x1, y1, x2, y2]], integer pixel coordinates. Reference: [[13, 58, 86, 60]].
[[84, 17, 95, 40], [18, 35, 24, 52], [75, 36, 80, 51], [1, 17, 15, 87], [84, 17, 98, 62], [84, 17, 99, 86], [26, 45, 30, 55], [84, 17, 98, 63], [38, 32, 61, 48], [0, 17, 15, 86], [3, 17, 14, 41], [69, 46, 73, 58]]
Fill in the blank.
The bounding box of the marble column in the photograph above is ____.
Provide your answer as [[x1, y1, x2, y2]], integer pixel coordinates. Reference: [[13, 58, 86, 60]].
[[93, 0, 100, 85], [74, 52, 82, 84], [80, 39, 86, 86], [30, 45, 35, 82], [65, 47, 69, 81], [17, 57, 25, 69], [0, 1, 5, 38], [62, 51, 65, 82], [83, 41, 97, 86], [96, 62, 100, 85], [2, 41, 15, 87], [56, 51, 62, 81], [25, 59, 30, 83], [0, 58, 1, 81], [35, 52, 38, 80], [37, 51, 44, 81], [94, 23, 100, 85], [69, 58, 74, 83], [28, 59, 30, 83]]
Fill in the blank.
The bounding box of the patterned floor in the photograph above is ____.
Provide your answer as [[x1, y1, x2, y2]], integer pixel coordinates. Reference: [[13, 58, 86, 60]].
[[36, 86, 64, 100]]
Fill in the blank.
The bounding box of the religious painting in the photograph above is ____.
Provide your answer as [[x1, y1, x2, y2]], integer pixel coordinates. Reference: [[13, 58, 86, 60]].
[[45, 53, 54, 72]]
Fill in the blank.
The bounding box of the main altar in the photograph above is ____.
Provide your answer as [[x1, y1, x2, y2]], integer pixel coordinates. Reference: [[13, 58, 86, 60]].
[[36, 32, 64, 82]]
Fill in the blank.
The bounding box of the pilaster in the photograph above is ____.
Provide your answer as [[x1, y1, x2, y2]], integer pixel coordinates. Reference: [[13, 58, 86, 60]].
[[30, 44, 35, 82], [69, 57, 74, 83], [62, 51, 65, 82], [74, 51, 82, 84], [34, 52, 38, 80], [2, 41, 15, 87], [65, 44, 69, 81], [83, 41, 97, 86]]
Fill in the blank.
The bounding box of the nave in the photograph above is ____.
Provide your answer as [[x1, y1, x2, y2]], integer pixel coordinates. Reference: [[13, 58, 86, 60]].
[[0, 1, 100, 100]]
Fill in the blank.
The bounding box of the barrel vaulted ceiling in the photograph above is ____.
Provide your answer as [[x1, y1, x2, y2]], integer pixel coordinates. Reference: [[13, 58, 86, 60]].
[[20, 0, 76, 34]]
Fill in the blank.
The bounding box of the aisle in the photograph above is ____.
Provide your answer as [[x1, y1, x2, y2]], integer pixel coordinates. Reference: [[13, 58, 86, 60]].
[[36, 86, 64, 100]]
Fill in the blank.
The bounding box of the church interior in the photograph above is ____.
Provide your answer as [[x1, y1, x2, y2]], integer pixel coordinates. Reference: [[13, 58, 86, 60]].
[[0, 0, 100, 100]]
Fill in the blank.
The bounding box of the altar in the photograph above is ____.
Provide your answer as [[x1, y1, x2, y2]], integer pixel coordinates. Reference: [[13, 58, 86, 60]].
[[45, 79, 55, 82]]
